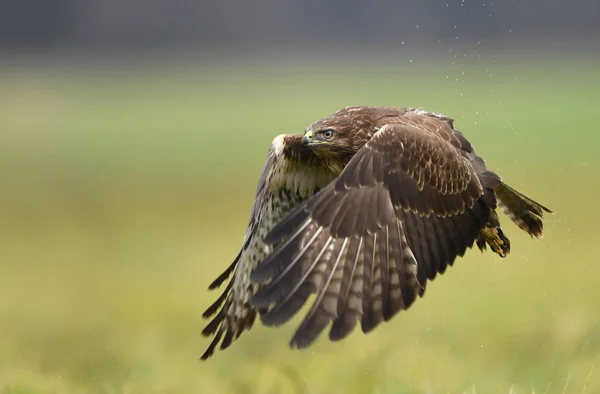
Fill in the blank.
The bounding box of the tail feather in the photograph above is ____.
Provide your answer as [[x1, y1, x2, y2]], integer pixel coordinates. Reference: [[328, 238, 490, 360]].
[[495, 181, 553, 238]]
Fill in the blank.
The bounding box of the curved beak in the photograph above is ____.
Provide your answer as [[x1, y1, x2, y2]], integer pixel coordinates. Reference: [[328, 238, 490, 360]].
[[302, 130, 327, 147], [301, 131, 313, 147]]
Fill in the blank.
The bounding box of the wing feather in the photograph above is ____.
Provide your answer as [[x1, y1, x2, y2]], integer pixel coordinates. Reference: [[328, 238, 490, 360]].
[[202, 106, 551, 359], [360, 231, 380, 333], [329, 236, 364, 341], [250, 122, 490, 348], [200, 135, 334, 359], [260, 235, 333, 326], [290, 237, 349, 348]]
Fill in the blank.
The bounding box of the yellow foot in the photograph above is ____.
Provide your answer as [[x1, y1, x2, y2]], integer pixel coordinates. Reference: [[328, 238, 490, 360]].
[[479, 226, 511, 258]]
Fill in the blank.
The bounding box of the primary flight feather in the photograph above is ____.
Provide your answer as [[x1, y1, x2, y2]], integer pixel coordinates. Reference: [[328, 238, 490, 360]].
[[200, 106, 552, 360]]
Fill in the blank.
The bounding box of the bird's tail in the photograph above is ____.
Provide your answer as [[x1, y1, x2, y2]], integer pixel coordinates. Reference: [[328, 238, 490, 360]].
[[494, 181, 553, 238]]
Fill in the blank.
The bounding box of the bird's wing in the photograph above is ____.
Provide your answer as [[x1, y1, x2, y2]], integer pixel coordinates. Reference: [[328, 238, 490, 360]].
[[249, 122, 492, 349], [199, 147, 275, 360], [200, 135, 334, 360], [402, 109, 553, 236], [203, 146, 276, 293]]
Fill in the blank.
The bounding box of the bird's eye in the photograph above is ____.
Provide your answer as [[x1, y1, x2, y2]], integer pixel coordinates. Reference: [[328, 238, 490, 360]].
[[322, 129, 334, 139]]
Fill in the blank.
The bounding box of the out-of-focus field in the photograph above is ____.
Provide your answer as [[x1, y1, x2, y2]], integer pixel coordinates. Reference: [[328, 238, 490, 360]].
[[0, 55, 599, 393]]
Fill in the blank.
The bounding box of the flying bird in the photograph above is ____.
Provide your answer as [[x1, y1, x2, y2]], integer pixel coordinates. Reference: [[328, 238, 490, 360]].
[[200, 106, 552, 360]]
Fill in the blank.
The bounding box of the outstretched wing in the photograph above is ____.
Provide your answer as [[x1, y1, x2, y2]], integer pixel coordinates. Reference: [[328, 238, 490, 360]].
[[199, 144, 276, 360], [249, 123, 493, 349], [200, 135, 335, 360]]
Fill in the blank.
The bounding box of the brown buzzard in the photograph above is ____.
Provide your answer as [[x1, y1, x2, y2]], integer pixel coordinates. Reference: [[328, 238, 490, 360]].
[[200, 106, 552, 360]]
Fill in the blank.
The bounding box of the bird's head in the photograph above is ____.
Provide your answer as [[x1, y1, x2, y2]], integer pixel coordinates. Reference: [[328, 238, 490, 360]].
[[301, 108, 375, 173]]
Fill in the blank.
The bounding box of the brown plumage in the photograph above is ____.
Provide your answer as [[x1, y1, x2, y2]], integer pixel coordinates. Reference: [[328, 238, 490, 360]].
[[200, 106, 552, 359]]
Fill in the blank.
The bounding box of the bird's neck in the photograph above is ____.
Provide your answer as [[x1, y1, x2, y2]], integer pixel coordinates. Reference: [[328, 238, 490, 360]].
[[267, 135, 337, 198]]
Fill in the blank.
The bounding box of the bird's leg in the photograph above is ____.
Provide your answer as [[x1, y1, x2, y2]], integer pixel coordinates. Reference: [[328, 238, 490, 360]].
[[476, 210, 511, 257], [477, 226, 511, 257]]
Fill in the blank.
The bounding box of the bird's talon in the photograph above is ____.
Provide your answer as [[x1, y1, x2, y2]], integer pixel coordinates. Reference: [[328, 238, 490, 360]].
[[480, 226, 511, 258]]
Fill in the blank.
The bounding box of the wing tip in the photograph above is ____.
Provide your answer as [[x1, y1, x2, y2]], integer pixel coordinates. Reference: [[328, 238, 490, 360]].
[[201, 316, 221, 337], [207, 250, 242, 290], [199, 351, 212, 361], [200, 328, 224, 361], [202, 280, 234, 319], [289, 331, 318, 351], [328, 318, 358, 342]]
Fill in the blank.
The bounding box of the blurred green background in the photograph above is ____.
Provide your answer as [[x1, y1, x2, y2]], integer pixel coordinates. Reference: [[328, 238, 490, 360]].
[[0, 53, 599, 393]]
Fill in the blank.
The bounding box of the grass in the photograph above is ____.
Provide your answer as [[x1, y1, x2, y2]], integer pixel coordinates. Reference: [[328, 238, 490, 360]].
[[0, 53, 599, 393]]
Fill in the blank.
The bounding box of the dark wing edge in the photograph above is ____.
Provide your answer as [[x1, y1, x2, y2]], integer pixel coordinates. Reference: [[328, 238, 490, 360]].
[[199, 144, 276, 360], [249, 123, 492, 349]]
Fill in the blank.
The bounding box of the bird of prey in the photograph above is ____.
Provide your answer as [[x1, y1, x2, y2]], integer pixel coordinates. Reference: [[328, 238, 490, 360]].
[[200, 106, 551, 360]]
